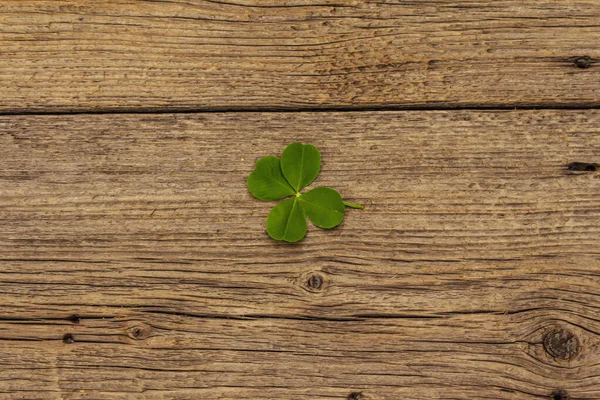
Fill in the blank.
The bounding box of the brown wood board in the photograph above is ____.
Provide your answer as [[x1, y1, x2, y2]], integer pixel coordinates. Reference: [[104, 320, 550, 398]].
[[0, 111, 599, 398], [1, 1, 599, 112]]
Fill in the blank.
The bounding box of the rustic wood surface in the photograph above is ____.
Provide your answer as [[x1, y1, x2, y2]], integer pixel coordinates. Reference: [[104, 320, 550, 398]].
[[1, 111, 599, 399], [1, 0, 600, 112]]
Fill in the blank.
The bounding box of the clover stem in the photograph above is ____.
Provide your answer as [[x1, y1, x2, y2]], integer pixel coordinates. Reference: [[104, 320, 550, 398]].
[[343, 201, 365, 210]]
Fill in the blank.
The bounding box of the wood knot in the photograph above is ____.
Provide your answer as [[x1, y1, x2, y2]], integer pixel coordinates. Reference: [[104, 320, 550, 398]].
[[130, 327, 142, 338], [62, 333, 75, 344], [567, 162, 598, 172], [128, 324, 150, 340], [543, 328, 580, 360], [348, 392, 365, 400], [66, 314, 80, 324], [551, 389, 570, 400], [572, 56, 592, 69], [307, 273, 324, 291]]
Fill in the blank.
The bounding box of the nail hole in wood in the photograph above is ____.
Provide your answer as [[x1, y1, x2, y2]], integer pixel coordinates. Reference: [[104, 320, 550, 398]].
[[63, 333, 74, 344], [543, 328, 580, 360], [307, 274, 324, 291], [67, 314, 80, 324], [551, 389, 570, 400], [348, 392, 365, 400], [572, 56, 592, 69], [567, 162, 598, 172]]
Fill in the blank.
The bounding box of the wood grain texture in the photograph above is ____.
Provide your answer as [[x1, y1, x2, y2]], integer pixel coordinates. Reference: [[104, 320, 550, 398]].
[[1, 0, 600, 112], [1, 110, 599, 399]]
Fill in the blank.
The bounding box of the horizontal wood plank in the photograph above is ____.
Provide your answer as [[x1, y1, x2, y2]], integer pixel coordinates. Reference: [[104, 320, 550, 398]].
[[1, 0, 600, 112], [1, 313, 599, 399], [1, 110, 599, 398]]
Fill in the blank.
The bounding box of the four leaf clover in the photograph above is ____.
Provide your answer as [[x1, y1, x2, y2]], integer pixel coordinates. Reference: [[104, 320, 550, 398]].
[[247, 142, 364, 242]]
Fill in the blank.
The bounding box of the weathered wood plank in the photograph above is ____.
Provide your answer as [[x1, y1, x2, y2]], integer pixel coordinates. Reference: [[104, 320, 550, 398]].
[[0, 313, 599, 399], [1, 110, 599, 398], [1, 1, 599, 112]]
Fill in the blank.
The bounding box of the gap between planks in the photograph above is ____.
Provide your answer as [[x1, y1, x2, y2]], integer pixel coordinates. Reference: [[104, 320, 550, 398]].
[[2, 103, 600, 117]]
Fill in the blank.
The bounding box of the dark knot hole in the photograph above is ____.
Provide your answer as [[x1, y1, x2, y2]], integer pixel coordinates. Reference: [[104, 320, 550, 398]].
[[307, 274, 324, 291], [62, 333, 75, 344], [347, 392, 365, 400], [573, 56, 592, 69], [567, 162, 598, 172], [552, 389, 570, 400], [67, 314, 80, 324]]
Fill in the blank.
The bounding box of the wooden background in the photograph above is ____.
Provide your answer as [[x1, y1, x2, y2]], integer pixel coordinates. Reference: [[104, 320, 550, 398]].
[[1, 1, 599, 399]]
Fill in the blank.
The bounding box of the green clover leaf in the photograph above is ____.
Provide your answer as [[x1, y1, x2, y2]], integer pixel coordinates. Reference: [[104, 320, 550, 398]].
[[266, 197, 307, 242], [298, 187, 344, 229], [280, 142, 320, 192], [247, 156, 295, 200], [247, 142, 364, 242]]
